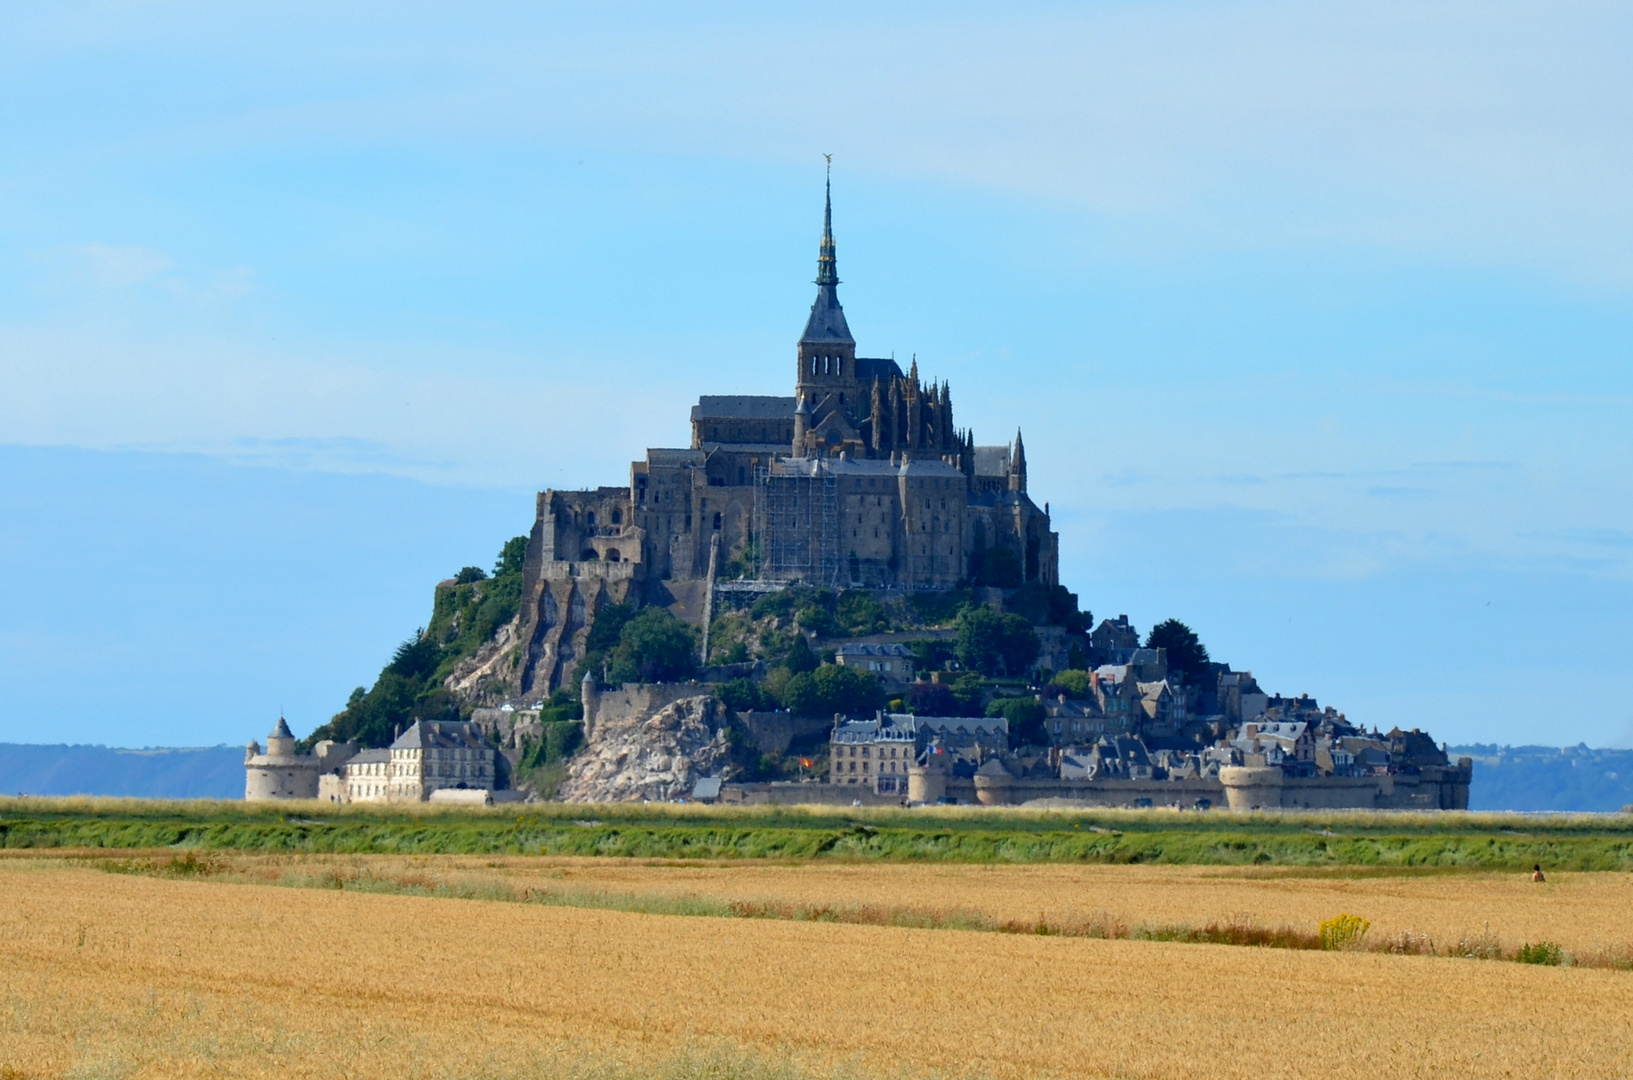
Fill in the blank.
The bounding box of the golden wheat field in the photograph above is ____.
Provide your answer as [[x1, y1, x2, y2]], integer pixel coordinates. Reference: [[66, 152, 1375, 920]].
[[418, 855, 1633, 957], [2, 857, 1632, 1079]]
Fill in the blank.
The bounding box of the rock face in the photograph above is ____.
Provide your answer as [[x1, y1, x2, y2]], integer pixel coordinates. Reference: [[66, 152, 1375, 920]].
[[558, 694, 734, 803]]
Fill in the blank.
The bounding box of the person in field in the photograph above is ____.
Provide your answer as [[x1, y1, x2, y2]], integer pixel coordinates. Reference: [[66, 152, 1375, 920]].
[[1532, 864, 1546, 883]]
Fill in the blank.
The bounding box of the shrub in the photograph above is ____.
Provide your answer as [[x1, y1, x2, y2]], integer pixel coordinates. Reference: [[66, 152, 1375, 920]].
[[955, 605, 1040, 677], [906, 588, 972, 627], [1517, 941, 1566, 966], [907, 638, 958, 672], [836, 590, 890, 635], [908, 682, 958, 717], [454, 566, 487, 584], [779, 664, 884, 718], [949, 672, 988, 716], [794, 604, 842, 638], [606, 607, 698, 684], [1319, 913, 1371, 951], [986, 696, 1047, 746], [1044, 669, 1093, 699], [716, 678, 775, 713]]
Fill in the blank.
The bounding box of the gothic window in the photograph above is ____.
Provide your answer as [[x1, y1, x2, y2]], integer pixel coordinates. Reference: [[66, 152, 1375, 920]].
[[587, 511, 596, 526], [713, 513, 722, 530], [612, 510, 622, 525]]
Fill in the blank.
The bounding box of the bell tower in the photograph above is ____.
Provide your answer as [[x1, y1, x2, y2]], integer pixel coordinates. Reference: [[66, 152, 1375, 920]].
[[796, 162, 856, 402]]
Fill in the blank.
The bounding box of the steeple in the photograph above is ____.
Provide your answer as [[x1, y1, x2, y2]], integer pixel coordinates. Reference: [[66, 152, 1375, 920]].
[[1009, 428, 1028, 493], [797, 158, 856, 398], [816, 165, 838, 288]]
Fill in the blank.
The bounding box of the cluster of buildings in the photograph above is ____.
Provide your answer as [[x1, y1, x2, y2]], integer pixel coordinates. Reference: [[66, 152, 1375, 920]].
[[251, 176, 1472, 814], [821, 640, 1472, 810], [244, 717, 497, 804], [477, 174, 1059, 703]]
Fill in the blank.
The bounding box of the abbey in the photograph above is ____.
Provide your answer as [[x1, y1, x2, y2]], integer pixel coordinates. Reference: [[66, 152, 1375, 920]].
[[514, 178, 1058, 696]]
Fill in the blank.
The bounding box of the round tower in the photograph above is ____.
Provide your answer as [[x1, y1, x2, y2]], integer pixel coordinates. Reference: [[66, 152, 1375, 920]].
[[581, 668, 600, 739], [1218, 766, 1284, 811], [266, 716, 297, 758], [907, 753, 947, 805], [792, 395, 810, 458]]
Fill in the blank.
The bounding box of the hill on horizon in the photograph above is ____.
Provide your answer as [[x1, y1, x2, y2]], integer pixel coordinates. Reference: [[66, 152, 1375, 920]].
[[0, 743, 244, 800]]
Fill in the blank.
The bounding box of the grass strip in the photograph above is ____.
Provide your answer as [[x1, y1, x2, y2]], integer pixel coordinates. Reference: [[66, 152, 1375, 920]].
[[86, 852, 1633, 972], [5, 798, 1633, 870]]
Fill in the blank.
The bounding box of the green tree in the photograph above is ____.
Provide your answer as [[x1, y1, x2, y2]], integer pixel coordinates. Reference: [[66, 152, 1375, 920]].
[[794, 604, 841, 638], [955, 605, 1040, 677], [986, 696, 1047, 746], [782, 633, 819, 675], [1044, 669, 1093, 699], [494, 535, 528, 577], [779, 663, 884, 717], [1145, 619, 1210, 681], [607, 607, 698, 684], [836, 590, 889, 634], [716, 678, 774, 712]]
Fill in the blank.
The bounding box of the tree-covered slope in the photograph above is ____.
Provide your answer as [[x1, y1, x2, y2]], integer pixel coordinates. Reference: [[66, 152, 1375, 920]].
[[301, 537, 527, 749]]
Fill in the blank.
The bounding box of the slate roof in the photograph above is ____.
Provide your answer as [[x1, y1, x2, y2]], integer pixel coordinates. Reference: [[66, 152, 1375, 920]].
[[833, 716, 919, 743], [973, 446, 1011, 476], [390, 720, 489, 751], [347, 748, 389, 767], [855, 357, 903, 381], [269, 716, 294, 740], [801, 284, 854, 344], [691, 396, 796, 421], [646, 448, 706, 467], [835, 642, 913, 658]]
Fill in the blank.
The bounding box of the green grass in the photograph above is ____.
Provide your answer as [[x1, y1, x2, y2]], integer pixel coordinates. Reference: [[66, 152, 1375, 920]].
[[4, 797, 1632, 870]]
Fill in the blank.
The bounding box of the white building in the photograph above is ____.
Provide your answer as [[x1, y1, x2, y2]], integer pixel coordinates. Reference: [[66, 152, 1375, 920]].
[[381, 720, 495, 802]]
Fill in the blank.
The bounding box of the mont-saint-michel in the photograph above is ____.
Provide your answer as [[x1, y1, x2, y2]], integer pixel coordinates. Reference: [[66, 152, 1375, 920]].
[[248, 178, 1472, 812]]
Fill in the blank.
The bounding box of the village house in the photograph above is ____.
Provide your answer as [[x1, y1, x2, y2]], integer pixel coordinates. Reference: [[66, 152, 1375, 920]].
[[830, 714, 920, 794], [833, 642, 915, 684], [382, 720, 496, 802]]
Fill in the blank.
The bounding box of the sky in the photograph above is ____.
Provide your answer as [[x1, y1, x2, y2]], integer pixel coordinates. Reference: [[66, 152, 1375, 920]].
[[1, 1, 1630, 748]]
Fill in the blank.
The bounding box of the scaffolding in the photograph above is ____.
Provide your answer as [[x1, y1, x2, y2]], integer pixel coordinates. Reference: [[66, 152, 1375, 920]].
[[754, 461, 841, 588]]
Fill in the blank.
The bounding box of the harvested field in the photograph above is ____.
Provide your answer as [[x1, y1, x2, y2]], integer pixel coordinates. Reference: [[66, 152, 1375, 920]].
[[48, 849, 1633, 960], [2, 859, 1631, 1079]]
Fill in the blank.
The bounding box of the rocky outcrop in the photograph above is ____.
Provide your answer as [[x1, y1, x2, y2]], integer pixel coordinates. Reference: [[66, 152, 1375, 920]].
[[444, 614, 526, 704], [558, 694, 735, 803]]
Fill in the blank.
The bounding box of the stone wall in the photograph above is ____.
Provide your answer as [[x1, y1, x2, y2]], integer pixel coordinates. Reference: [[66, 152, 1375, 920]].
[[721, 782, 903, 807]]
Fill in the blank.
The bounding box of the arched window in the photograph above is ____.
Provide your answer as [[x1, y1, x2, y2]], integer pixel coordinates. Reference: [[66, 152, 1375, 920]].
[[611, 509, 622, 525], [712, 512, 722, 530], [586, 511, 596, 527]]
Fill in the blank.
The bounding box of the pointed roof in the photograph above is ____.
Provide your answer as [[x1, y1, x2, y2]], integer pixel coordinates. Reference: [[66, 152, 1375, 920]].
[[1011, 428, 1027, 474], [269, 716, 293, 740], [800, 167, 854, 345]]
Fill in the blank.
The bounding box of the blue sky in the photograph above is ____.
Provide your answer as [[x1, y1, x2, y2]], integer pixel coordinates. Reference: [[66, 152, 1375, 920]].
[[1, 1, 1630, 748]]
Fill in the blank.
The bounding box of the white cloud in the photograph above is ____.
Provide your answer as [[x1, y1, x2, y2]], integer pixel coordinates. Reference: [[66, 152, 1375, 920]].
[[62, 243, 172, 288], [0, 325, 682, 488]]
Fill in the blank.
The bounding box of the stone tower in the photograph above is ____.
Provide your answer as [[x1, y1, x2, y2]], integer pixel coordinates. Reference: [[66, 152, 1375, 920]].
[[266, 715, 296, 757], [795, 165, 857, 404]]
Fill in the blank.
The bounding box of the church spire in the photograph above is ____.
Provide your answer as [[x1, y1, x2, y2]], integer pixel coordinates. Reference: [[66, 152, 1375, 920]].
[[816, 160, 838, 287], [1009, 428, 1028, 493], [798, 157, 853, 348]]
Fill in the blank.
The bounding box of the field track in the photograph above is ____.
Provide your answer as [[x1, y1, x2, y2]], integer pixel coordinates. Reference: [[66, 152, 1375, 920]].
[[2, 860, 1630, 1079]]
